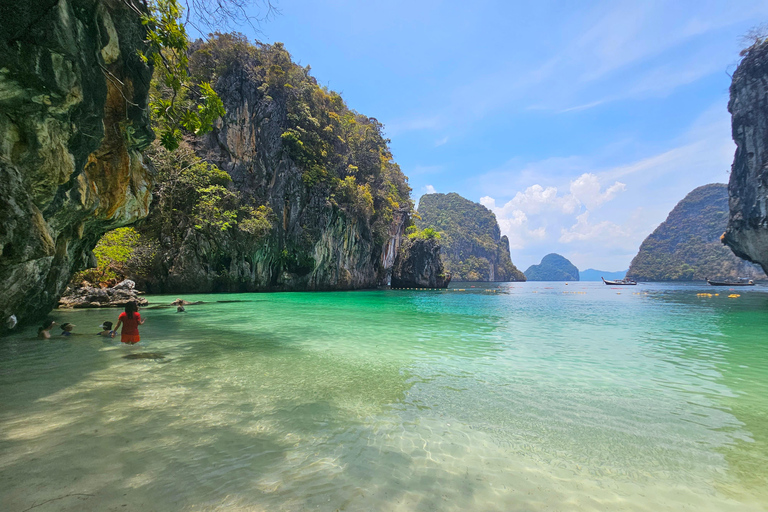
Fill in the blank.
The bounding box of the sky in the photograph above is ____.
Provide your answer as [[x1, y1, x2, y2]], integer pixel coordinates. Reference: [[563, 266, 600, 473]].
[[214, 0, 768, 271]]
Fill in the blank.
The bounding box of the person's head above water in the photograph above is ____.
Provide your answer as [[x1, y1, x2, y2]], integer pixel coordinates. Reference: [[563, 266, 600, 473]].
[[38, 319, 55, 332], [125, 301, 139, 317], [100, 321, 113, 331], [60, 323, 74, 332]]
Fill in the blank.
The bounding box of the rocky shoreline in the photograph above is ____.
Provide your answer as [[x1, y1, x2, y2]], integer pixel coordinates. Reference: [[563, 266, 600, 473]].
[[58, 280, 148, 309]]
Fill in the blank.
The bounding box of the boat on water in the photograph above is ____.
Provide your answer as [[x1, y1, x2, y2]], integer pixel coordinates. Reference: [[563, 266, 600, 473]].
[[707, 278, 755, 286], [602, 277, 637, 286]]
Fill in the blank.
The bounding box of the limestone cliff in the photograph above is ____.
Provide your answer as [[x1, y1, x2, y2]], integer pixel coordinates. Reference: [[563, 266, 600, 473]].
[[524, 253, 579, 281], [391, 238, 451, 289], [629, 184, 765, 281], [0, 0, 153, 332], [138, 35, 412, 293], [416, 193, 525, 281], [723, 40, 768, 273]]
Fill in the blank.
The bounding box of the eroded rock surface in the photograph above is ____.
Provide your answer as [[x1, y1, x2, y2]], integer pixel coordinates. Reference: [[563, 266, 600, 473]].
[[138, 39, 412, 293], [0, 1, 153, 332], [723, 40, 768, 273], [59, 279, 148, 309], [391, 238, 451, 289]]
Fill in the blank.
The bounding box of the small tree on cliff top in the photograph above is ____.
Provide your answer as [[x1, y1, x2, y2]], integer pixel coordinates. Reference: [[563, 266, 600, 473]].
[[740, 23, 768, 56]]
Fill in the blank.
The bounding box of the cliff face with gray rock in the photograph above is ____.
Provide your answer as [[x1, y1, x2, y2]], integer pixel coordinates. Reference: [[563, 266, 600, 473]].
[[416, 193, 525, 282], [0, 1, 153, 332], [629, 184, 765, 281], [391, 238, 451, 289], [723, 40, 768, 274], [138, 35, 413, 293]]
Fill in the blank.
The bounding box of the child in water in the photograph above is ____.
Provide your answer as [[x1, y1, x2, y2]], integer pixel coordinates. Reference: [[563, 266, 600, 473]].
[[111, 302, 145, 344], [37, 319, 56, 339], [60, 323, 75, 336], [97, 321, 113, 336]]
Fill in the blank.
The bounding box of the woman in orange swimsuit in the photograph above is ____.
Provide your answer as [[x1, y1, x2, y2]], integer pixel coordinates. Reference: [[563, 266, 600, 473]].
[[111, 302, 145, 344]]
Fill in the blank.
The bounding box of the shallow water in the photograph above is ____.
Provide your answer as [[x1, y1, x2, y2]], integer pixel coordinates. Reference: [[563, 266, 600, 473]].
[[1, 282, 768, 511]]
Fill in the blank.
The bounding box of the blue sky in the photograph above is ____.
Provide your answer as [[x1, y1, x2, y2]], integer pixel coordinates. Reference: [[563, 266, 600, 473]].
[[225, 0, 768, 271]]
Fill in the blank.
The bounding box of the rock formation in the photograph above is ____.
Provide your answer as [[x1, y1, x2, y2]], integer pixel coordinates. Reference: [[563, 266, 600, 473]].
[[136, 36, 413, 293], [391, 238, 451, 289], [723, 40, 768, 274], [628, 184, 765, 281], [416, 193, 525, 281], [59, 280, 148, 309], [0, 1, 153, 333], [524, 254, 579, 281]]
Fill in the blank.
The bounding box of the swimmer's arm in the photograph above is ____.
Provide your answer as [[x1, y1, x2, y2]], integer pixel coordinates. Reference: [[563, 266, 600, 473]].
[[111, 319, 122, 337]]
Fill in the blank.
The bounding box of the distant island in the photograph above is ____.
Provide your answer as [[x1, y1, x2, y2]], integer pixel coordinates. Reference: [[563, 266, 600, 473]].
[[579, 269, 627, 281], [627, 184, 766, 281], [416, 193, 526, 282], [524, 254, 579, 281]]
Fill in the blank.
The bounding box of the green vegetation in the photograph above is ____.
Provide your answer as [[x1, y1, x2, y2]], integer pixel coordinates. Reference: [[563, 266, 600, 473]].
[[73, 228, 158, 286], [406, 226, 441, 240], [139, 0, 226, 150], [187, 33, 413, 257], [144, 139, 275, 243], [627, 184, 766, 281], [80, 32, 415, 290], [524, 254, 579, 281], [416, 193, 525, 281]]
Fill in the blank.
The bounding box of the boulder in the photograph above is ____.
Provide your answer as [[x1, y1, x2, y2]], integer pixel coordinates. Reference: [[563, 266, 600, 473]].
[[391, 238, 451, 289], [58, 285, 148, 309]]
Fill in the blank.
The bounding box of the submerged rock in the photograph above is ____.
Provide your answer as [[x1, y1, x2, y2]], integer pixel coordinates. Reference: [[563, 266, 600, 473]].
[[0, 1, 153, 332], [58, 281, 148, 309], [391, 238, 451, 289], [723, 40, 768, 274]]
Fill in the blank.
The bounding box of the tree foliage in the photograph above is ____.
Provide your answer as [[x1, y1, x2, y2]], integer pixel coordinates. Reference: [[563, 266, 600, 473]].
[[145, 139, 275, 240], [139, 0, 225, 150], [187, 34, 414, 250], [74, 228, 158, 286]]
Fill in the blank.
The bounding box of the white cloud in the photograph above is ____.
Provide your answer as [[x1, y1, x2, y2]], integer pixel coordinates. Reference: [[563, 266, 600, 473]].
[[559, 212, 630, 244], [434, 136, 449, 147], [481, 174, 627, 252], [424, 184, 436, 194]]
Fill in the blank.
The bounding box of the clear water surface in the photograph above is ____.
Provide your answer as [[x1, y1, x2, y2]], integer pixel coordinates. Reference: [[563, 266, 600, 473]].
[[1, 281, 767, 511]]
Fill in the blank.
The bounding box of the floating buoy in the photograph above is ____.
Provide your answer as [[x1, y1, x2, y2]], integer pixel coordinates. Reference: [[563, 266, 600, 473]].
[[728, 294, 740, 298]]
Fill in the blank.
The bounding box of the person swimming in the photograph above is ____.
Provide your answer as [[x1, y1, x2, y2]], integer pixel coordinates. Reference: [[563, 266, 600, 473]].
[[111, 302, 145, 344], [97, 321, 113, 336], [60, 323, 75, 336], [37, 319, 56, 339], [176, 305, 185, 312]]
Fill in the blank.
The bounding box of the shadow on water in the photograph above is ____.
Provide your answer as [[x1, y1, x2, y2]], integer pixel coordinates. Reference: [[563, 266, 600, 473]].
[[0, 331, 488, 512], [122, 352, 166, 360]]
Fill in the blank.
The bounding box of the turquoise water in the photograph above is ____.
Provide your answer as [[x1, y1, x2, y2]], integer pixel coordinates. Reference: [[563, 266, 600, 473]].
[[1, 282, 768, 511]]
